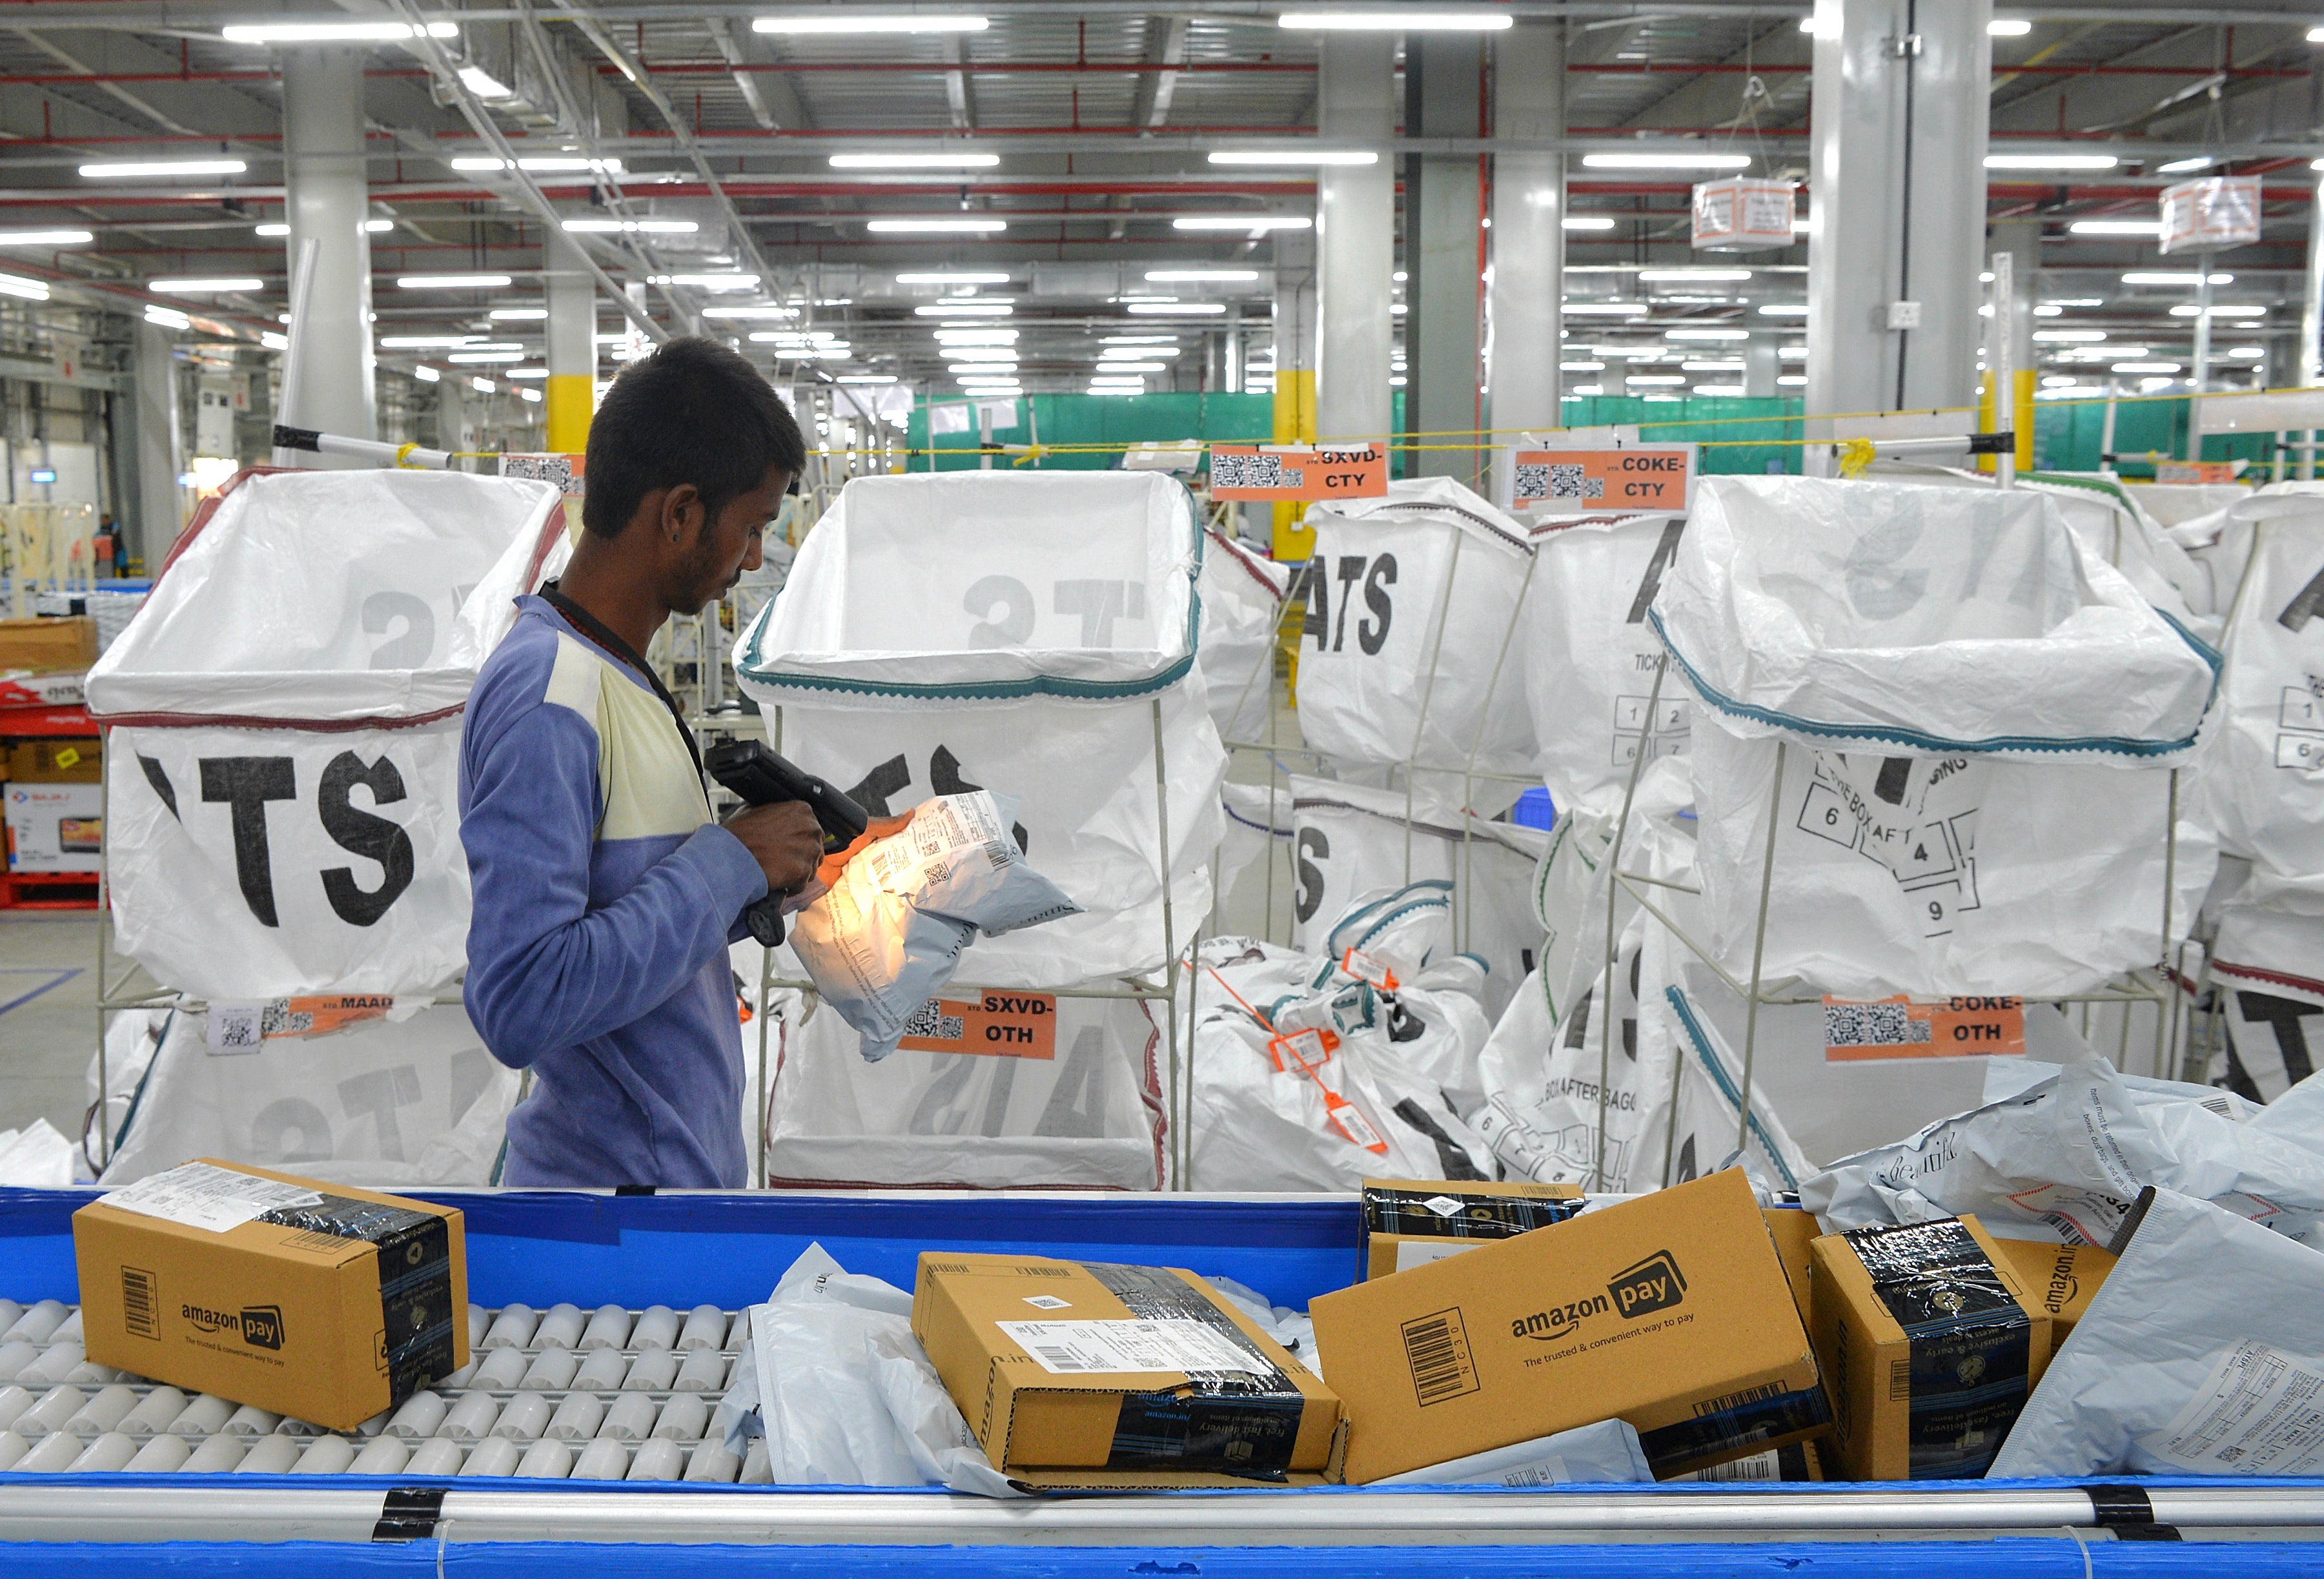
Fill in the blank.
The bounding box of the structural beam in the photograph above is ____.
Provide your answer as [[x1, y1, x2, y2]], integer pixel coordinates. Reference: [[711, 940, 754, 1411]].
[[1486, 19, 1566, 505], [281, 45, 377, 458], [1314, 33, 1396, 454], [1405, 34, 1486, 486]]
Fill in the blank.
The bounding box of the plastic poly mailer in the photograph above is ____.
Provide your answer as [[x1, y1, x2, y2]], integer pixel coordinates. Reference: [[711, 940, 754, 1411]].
[[1376, 1418, 1653, 1487], [1989, 1188, 2324, 1478], [789, 791, 1081, 1060]]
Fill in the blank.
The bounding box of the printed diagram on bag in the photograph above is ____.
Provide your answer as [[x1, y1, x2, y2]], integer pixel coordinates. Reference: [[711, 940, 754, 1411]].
[[2278, 683, 2324, 771], [1795, 754, 1983, 939], [1613, 690, 1689, 768]]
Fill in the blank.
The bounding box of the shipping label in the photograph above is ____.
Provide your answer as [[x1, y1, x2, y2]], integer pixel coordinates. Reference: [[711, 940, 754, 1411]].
[[97, 1160, 323, 1235], [1824, 996, 2026, 1061], [2147, 1340, 2324, 1475], [998, 1318, 1264, 1377]]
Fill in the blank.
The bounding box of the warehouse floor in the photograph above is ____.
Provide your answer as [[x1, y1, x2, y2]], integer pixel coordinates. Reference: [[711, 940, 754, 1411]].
[[0, 913, 100, 1146]]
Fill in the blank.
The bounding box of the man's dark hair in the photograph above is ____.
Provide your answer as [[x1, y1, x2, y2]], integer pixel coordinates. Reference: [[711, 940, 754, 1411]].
[[581, 336, 806, 537]]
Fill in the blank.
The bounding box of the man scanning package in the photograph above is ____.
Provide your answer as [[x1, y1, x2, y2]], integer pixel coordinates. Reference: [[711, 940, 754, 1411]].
[[459, 337, 825, 1187]]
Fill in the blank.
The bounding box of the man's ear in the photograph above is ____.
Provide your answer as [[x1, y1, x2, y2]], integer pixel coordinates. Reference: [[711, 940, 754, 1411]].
[[661, 482, 703, 546]]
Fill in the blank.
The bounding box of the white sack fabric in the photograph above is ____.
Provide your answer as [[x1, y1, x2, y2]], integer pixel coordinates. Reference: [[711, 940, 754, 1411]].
[[1524, 512, 1691, 812], [88, 468, 564, 723], [2210, 901, 2324, 1103], [96, 1003, 516, 1188], [763, 986, 1164, 1190], [1296, 478, 1538, 791], [735, 472, 1224, 984], [788, 792, 1081, 1059], [1988, 1189, 2324, 1479], [105, 721, 469, 1000], [1659, 475, 2221, 998], [1195, 527, 1290, 743], [2197, 495, 2324, 882]]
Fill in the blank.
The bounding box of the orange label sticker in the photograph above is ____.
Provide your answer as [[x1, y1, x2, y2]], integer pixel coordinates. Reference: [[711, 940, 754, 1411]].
[[1513, 445, 1696, 513], [2155, 461, 2237, 485], [1268, 1026, 1338, 1074], [1824, 995, 2027, 1061], [897, 991, 1059, 1059], [1210, 443, 1387, 502], [1325, 1092, 1390, 1154]]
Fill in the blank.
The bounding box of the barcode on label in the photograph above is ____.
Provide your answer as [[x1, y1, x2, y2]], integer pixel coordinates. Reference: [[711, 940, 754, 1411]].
[[121, 1267, 158, 1340], [1549, 464, 1602, 500], [902, 999, 966, 1042], [1215, 453, 1291, 490], [981, 840, 1011, 871], [1402, 1307, 1480, 1406], [1513, 462, 1550, 500], [1890, 1358, 1912, 1403], [1693, 1380, 1787, 1418], [1824, 1001, 1930, 1048]]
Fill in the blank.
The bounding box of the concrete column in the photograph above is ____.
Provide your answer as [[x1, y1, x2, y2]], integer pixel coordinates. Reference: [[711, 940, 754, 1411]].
[[1405, 35, 1486, 485], [545, 230, 595, 454], [2299, 176, 2323, 478], [1270, 229, 1318, 558], [1744, 338, 1780, 398], [281, 46, 376, 461], [1990, 218, 2039, 469], [1315, 34, 1396, 452], [1485, 21, 1564, 507], [127, 320, 183, 562], [1224, 304, 1244, 392], [1804, 0, 1991, 473]]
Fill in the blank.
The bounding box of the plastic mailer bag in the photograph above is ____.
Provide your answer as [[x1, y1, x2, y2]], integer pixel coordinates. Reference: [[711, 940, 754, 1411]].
[[1296, 478, 1538, 793], [1376, 1418, 1653, 1487], [1194, 526, 1290, 744], [735, 471, 1225, 984], [789, 791, 1081, 1059], [1524, 511, 1691, 812], [96, 1003, 517, 1188], [1659, 475, 2222, 998], [88, 467, 564, 724], [1988, 1188, 2324, 1479], [762, 982, 1165, 1190], [720, 1243, 1018, 1495], [0, 1120, 72, 1187]]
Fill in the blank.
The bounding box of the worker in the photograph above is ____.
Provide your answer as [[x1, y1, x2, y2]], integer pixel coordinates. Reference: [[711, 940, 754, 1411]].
[[458, 337, 825, 1187]]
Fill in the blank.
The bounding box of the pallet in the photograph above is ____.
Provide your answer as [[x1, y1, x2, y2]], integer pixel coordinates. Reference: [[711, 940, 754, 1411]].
[[0, 870, 98, 909]]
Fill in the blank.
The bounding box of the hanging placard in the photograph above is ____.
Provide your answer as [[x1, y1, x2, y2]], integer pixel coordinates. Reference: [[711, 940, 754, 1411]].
[[1690, 178, 1796, 252], [1209, 443, 1387, 502], [1512, 443, 1697, 513], [2159, 176, 2261, 256]]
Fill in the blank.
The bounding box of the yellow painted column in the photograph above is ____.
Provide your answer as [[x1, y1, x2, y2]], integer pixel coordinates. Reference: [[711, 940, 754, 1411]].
[[545, 374, 593, 454], [1271, 367, 1318, 558], [544, 230, 595, 456]]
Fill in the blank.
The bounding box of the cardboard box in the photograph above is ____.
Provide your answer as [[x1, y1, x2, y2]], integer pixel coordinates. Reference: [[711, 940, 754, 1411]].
[[0, 669, 85, 709], [0, 616, 96, 673], [1669, 1436, 1827, 1482], [913, 1252, 1344, 1488], [1763, 1204, 1819, 1330], [1312, 1170, 1831, 1483], [1992, 1237, 2116, 1344], [5, 781, 100, 871], [1808, 1216, 2050, 1481], [7, 736, 100, 784], [1361, 1177, 1585, 1279], [73, 1159, 468, 1432]]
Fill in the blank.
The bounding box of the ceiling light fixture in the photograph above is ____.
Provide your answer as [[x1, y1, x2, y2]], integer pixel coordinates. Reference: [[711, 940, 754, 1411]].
[[755, 14, 988, 32], [150, 277, 263, 294], [398, 273, 514, 289], [702, 305, 800, 320], [1665, 327, 1749, 340], [1582, 152, 1750, 171], [2068, 219, 2161, 236], [1985, 153, 2119, 170], [916, 302, 1014, 316], [2123, 270, 2232, 285], [1988, 18, 2032, 36], [1278, 10, 1514, 30], [898, 271, 1011, 284], [1563, 216, 1617, 230], [2157, 155, 2216, 175], [1146, 269, 1259, 282], [837, 374, 899, 384], [1562, 302, 1646, 316], [866, 217, 1007, 232], [450, 156, 622, 174], [0, 229, 92, 246], [1170, 216, 1313, 232], [80, 158, 246, 179], [1207, 149, 1379, 165], [2034, 329, 2106, 342], [562, 216, 699, 233], [0, 272, 52, 302], [1126, 301, 1227, 314], [489, 308, 548, 321], [1640, 268, 1752, 282], [222, 20, 456, 42], [143, 305, 189, 328], [831, 152, 999, 169], [456, 65, 515, 99]]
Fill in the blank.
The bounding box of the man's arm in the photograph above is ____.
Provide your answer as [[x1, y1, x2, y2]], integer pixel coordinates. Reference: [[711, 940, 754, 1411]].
[[461, 701, 766, 1067]]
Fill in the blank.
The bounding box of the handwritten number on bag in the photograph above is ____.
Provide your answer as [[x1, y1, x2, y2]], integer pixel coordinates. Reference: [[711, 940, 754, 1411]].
[[1294, 828, 1329, 922]]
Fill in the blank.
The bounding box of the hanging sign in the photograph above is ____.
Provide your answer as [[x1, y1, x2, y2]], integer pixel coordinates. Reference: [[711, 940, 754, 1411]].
[[896, 991, 1059, 1059], [1822, 995, 2027, 1062], [1512, 443, 1697, 513], [1690, 178, 1797, 252], [1209, 443, 1387, 502], [2155, 460, 2241, 484], [2159, 176, 2261, 256]]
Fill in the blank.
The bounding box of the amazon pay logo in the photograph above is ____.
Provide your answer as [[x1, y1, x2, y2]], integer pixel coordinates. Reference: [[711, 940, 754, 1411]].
[[1607, 1251, 1687, 1319]]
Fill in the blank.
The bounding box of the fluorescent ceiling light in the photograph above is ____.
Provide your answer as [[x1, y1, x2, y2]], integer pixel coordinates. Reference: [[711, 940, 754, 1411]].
[[81, 158, 245, 179], [1103, 347, 1181, 358], [143, 305, 189, 328], [649, 272, 760, 290], [702, 305, 800, 320], [1988, 18, 2032, 35], [457, 65, 515, 99], [1170, 216, 1313, 232], [0, 272, 50, 302], [2123, 271, 2232, 285], [471, 376, 495, 392], [1626, 374, 1686, 385], [1126, 301, 1226, 314], [866, 218, 1006, 232], [1640, 268, 1751, 281], [2311, 25, 2324, 43], [519, 387, 542, 403], [837, 374, 899, 384], [380, 334, 485, 349], [0, 229, 91, 246], [1985, 153, 2119, 170], [915, 302, 1012, 316], [898, 271, 1010, 284], [1561, 361, 1605, 372], [2113, 362, 2182, 373], [508, 367, 549, 379], [1563, 302, 1645, 316], [2170, 303, 2267, 317], [2034, 329, 2106, 342], [254, 221, 290, 237], [450, 156, 622, 173], [1757, 304, 1809, 316], [1681, 360, 1746, 372], [1147, 269, 1259, 282], [1278, 10, 1514, 29], [258, 330, 287, 349], [2227, 346, 2267, 358], [1104, 335, 1177, 343], [1563, 216, 1617, 231], [2069, 219, 2161, 236], [2157, 156, 2216, 175], [366, 218, 394, 232], [562, 216, 699, 233], [831, 152, 999, 169], [450, 350, 526, 363], [1094, 362, 1165, 373], [755, 14, 988, 33], [934, 331, 1018, 344], [150, 276, 262, 294], [1208, 149, 1378, 166], [1693, 383, 1748, 395], [489, 308, 548, 321], [413, 364, 440, 382], [2044, 298, 2105, 307], [399, 273, 513, 289], [223, 20, 456, 42], [1582, 152, 1750, 171], [1665, 327, 1749, 340]]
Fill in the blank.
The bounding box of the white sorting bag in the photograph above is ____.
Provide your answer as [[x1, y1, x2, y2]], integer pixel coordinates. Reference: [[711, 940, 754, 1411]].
[[2197, 495, 2324, 884], [1658, 476, 2222, 999], [1194, 527, 1290, 744], [1524, 512, 1691, 812], [87, 468, 567, 1001], [735, 472, 1225, 985], [2209, 897, 2324, 1104], [1296, 478, 1538, 795]]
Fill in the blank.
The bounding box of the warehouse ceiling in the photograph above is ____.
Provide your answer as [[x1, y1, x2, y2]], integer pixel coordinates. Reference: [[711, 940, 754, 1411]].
[[0, 0, 2319, 409]]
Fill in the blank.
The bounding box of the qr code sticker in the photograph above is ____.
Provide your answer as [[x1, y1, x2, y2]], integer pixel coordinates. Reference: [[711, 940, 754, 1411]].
[[1215, 452, 1285, 490], [903, 999, 966, 1042], [1823, 1001, 1931, 1048], [1549, 463, 1604, 501], [1514, 462, 1550, 500]]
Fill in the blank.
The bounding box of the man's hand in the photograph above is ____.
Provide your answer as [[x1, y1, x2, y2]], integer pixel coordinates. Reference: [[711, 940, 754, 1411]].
[[722, 800, 824, 897]]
